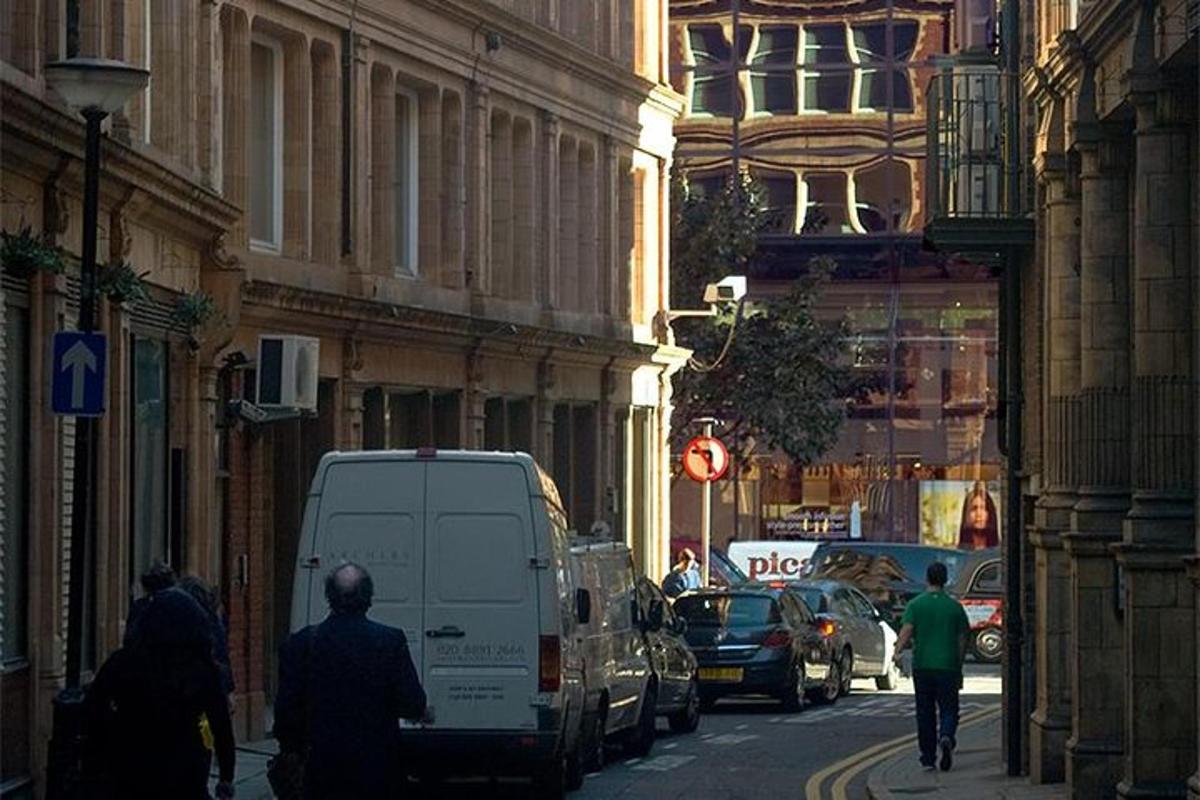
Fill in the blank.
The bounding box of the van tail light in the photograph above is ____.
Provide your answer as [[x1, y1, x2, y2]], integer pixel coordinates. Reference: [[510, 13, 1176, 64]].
[[539, 635, 562, 692], [817, 619, 838, 638], [762, 629, 792, 649]]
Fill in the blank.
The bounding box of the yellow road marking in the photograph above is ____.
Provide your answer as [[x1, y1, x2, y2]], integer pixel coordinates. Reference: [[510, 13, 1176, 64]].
[[803, 704, 1000, 800]]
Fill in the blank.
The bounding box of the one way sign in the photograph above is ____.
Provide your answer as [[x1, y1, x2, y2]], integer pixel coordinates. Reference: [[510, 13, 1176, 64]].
[[52, 332, 107, 417]]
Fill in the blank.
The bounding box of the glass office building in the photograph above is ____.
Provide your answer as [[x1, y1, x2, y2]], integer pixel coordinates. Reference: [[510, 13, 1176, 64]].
[[668, 0, 1001, 548]]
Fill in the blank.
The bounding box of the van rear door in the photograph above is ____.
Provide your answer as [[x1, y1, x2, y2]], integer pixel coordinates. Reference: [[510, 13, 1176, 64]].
[[307, 458, 427, 673], [422, 460, 541, 731]]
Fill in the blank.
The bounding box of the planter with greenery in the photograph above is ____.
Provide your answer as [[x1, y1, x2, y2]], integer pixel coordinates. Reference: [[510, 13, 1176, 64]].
[[0, 225, 65, 278], [171, 290, 218, 333], [97, 260, 151, 305]]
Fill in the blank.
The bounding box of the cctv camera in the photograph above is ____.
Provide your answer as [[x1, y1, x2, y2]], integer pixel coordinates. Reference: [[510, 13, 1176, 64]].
[[703, 275, 747, 305]]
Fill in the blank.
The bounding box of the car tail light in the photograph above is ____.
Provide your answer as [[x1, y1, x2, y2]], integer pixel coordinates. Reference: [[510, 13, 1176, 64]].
[[762, 629, 792, 648], [539, 635, 561, 692], [818, 619, 837, 638], [767, 581, 787, 589]]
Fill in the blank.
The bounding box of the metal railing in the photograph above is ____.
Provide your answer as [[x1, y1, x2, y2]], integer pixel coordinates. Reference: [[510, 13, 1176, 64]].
[[924, 66, 1026, 222]]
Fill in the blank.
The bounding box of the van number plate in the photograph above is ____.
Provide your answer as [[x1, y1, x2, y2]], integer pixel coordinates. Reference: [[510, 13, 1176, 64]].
[[699, 668, 743, 682]]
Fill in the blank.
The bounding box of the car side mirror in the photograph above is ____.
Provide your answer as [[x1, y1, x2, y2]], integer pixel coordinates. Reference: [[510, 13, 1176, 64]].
[[576, 588, 591, 625], [648, 601, 665, 630]]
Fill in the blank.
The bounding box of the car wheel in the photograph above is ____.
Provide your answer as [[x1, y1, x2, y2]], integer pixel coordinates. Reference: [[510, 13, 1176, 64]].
[[876, 656, 900, 691], [531, 756, 567, 800], [812, 656, 841, 705], [780, 662, 806, 712], [668, 678, 702, 733], [839, 649, 854, 697], [973, 626, 1003, 663], [623, 683, 658, 758], [582, 709, 606, 774]]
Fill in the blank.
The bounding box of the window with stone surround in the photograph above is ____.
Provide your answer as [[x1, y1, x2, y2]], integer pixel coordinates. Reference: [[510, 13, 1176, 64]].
[[1, 301, 29, 664], [130, 335, 170, 580], [249, 37, 284, 252], [394, 85, 419, 274]]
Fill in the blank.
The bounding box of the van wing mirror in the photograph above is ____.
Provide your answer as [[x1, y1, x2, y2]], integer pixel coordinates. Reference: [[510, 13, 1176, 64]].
[[576, 588, 592, 625]]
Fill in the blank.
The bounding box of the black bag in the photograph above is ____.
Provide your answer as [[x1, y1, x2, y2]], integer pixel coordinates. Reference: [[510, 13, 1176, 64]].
[[268, 629, 316, 799], [266, 750, 306, 800]]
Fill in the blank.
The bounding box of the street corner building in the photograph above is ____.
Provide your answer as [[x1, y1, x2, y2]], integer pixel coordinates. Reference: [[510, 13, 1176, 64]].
[[0, 0, 687, 791], [919, 0, 1200, 798]]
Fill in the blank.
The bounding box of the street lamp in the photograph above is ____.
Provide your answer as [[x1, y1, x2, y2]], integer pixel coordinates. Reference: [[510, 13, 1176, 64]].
[[43, 57, 148, 800]]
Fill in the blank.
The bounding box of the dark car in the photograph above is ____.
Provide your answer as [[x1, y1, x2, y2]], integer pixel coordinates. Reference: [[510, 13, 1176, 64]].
[[635, 577, 701, 733], [765, 579, 901, 691], [673, 588, 836, 711], [954, 554, 1004, 662]]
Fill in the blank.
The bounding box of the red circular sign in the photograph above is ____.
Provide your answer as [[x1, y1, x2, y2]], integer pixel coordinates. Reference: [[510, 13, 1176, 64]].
[[682, 436, 730, 483]]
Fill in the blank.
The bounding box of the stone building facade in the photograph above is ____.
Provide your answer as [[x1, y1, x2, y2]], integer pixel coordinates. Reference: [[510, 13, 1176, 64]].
[[1018, 0, 1199, 797], [0, 0, 685, 791]]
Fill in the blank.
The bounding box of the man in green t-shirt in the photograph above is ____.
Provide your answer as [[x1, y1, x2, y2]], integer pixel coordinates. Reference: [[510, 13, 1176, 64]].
[[891, 561, 970, 772]]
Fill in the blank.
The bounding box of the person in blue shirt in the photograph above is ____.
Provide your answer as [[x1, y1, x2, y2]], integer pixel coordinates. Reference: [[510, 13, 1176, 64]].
[[662, 548, 702, 598]]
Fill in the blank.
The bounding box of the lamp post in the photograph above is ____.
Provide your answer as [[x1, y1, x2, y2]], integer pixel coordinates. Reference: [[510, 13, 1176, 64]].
[[42, 57, 148, 800]]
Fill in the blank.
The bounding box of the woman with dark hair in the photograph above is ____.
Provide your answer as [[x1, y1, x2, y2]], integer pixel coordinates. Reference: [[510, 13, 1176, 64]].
[[957, 481, 999, 550], [86, 588, 236, 799]]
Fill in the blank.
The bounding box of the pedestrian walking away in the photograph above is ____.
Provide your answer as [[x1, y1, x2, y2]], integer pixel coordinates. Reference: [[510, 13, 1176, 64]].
[[891, 561, 970, 773], [273, 562, 429, 800], [662, 547, 702, 598], [122, 560, 177, 647], [85, 586, 236, 799]]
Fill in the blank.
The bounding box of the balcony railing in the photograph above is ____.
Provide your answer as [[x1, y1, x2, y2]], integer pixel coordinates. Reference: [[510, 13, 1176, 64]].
[[925, 65, 1025, 222]]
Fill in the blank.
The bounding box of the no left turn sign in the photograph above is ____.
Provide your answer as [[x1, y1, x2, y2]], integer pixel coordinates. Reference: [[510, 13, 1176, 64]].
[[682, 436, 729, 483]]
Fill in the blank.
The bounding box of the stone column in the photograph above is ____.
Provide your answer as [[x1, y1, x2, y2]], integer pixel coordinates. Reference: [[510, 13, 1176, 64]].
[[1064, 117, 1131, 799], [1030, 155, 1081, 785], [541, 112, 561, 310], [465, 347, 487, 449], [1114, 81, 1196, 800], [220, 4, 250, 246], [536, 356, 557, 467], [466, 81, 490, 296]]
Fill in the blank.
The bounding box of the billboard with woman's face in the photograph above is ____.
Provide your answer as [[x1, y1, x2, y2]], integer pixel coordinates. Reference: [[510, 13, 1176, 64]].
[[919, 480, 1001, 550]]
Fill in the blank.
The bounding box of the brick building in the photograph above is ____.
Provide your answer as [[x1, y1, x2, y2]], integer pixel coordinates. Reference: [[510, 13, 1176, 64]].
[[0, 0, 685, 791]]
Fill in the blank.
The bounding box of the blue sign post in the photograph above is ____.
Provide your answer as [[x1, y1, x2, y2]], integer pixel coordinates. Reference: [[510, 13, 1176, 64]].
[[52, 331, 107, 416]]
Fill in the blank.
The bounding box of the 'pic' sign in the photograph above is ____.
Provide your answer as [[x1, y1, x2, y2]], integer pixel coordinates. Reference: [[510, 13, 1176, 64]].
[[682, 436, 729, 483]]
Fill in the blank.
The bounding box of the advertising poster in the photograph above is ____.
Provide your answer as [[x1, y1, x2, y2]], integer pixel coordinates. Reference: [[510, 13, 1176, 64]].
[[919, 480, 1001, 550]]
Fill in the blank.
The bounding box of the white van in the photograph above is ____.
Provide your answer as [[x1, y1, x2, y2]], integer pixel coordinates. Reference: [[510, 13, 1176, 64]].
[[289, 450, 590, 797], [569, 541, 655, 770]]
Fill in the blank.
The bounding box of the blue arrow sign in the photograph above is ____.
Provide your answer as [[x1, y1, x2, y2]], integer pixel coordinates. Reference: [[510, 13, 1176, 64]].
[[52, 332, 107, 417]]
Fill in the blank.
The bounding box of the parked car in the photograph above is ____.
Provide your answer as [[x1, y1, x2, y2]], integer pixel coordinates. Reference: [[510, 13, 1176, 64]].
[[760, 579, 900, 691], [289, 450, 587, 797], [635, 577, 701, 733], [673, 588, 836, 711], [803, 542, 1003, 663], [954, 553, 1004, 663], [570, 541, 656, 769]]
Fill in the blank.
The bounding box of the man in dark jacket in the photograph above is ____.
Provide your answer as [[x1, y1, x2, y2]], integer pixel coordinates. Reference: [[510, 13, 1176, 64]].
[[274, 562, 428, 799]]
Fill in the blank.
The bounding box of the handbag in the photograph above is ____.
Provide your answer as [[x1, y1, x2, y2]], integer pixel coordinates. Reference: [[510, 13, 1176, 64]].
[[267, 629, 316, 800]]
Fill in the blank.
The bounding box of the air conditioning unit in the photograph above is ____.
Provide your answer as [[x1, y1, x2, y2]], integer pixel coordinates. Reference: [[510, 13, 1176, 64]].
[[256, 335, 320, 410]]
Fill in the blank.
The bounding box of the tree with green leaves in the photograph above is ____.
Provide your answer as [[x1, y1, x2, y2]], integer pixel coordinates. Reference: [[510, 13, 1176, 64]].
[[669, 169, 870, 467]]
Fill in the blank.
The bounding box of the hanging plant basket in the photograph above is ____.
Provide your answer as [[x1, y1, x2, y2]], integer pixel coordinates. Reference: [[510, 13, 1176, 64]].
[[171, 290, 218, 332], [0, 225, 65, 279], [98, 260, 151, 306]]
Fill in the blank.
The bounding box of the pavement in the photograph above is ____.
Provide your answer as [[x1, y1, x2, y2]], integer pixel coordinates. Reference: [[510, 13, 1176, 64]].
[[865, 713, 1067, 800], [214, 740, 277, 800]]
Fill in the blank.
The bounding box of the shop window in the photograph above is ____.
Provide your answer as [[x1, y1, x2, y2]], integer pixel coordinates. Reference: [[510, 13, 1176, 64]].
[[754, 170, 798, 234], [2, 303, 30, 663], [249, 38, 283, 251], [688, 171, 728, 199], [749, 26, 797, 115], [552, 403, 599, 531], [854, 161, 913, 233], [801, 24, 851, 112], [687, 25, 735, 116], [131, 337, 169, 578], [802, 173, 851, 234], [385, 390, 461, 449], [484, 397, 533, 453]]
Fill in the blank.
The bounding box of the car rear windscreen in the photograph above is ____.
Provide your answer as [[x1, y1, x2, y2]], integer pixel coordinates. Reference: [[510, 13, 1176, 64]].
[[811, 548, 970, 586], [674, 595, 780, 627]]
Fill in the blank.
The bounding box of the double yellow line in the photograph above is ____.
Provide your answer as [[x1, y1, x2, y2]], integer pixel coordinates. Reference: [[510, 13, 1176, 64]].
[[803, 704, 1001, 800]]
